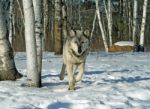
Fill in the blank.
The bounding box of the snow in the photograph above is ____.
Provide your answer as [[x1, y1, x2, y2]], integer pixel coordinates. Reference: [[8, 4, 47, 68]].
[[114, 41, 134, 46], [0, 52, 150, 109]]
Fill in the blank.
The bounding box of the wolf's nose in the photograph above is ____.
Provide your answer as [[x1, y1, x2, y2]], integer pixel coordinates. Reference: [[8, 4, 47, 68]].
[[78, 46, 82, 53]]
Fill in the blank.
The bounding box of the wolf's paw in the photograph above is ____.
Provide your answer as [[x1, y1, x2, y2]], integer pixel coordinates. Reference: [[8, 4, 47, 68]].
[[68, 81, 76, 90], [68, 86, 75, 90]]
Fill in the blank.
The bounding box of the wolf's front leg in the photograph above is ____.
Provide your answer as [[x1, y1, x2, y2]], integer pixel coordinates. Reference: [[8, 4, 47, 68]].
[[66, 64, 76, 90], [60, 63, 66, 80], [75, 63, 85, 82]]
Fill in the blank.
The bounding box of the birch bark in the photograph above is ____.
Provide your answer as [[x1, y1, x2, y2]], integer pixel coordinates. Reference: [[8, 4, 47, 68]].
[[95, 0, 108, 52], [22, 0, 39, 87], [9, 0, 13, 45], [139, 0, 148, 51], [33, 0, 42, 87], [0, 1, 22, 80], [132, 0, 138, 47], [108, 0, 112, 46]]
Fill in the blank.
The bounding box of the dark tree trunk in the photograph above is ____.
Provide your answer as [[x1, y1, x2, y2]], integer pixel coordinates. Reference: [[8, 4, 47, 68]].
[[54, 0, 63, 55]]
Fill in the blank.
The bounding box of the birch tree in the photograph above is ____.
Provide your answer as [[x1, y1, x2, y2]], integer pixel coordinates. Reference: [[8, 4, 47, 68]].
[[103, 0, 112, 46], [90, 12, 97, 39], [132, 0, 138, 49], [22, 0, 40, 87], [62, 0, 67, 42], [95, 0, 108, 52], [33, 0, 42, 87], [0, 1, 22, 80], [54, 0, 63, 54], [139, 0, 148, 51], [9, 0, 14, 45], [108, 0, 113, 46], [122, 0, 126, 24]]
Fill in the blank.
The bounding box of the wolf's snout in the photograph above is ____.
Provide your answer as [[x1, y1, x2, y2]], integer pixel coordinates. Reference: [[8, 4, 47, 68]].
[[78, 46, 82, 53]]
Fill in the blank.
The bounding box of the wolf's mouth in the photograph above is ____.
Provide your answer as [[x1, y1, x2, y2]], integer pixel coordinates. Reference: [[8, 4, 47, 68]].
[[78, 46, 82, 54], [71, 48, 87, 57]]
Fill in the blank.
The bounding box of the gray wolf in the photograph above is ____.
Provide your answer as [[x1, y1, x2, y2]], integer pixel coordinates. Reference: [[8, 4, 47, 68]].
[[60, 29, 90, 90]]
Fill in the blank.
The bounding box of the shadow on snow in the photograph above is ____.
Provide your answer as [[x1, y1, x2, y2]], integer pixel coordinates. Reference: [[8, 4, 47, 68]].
[[47, 102, 71, 109], [104, 76, 150, 83]]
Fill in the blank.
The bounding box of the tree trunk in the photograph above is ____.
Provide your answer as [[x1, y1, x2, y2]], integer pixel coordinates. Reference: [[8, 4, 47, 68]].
[[54, 0, 63, 55], [128, 0, 132, 40], [139, 0, 148, 51], [33, 0, 42, 87], [95, 0, 108, 52], [90, 12, 97, 40], [62, 0, 67, 43], [9, 0, 13, 45], [22, 0, 39, 87], [133, 0, 138, 51], [50, 0, 55, 52], [122, 0, 126, 24], [108, 0, 112, 46], [43, 0, 49, 51], [0, 1, 22, 80], [2, 0, 10, 33]]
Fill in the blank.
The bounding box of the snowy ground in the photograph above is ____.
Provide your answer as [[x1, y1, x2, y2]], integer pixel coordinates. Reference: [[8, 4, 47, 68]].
[[0, 52, 150, 109]]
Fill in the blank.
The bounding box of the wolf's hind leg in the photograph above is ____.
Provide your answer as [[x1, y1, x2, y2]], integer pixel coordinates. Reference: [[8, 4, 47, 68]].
[[60, 63, 66, 80], [75, 63, 85, 82]]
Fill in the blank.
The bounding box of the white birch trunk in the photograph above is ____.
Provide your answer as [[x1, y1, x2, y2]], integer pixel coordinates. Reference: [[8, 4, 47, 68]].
[[33, 0, 42, 87], [122, 0, 126, 23], [95, 0, 108, 52], [103, 0, 108, 20], [9, 0, 13, 45], [90, 12, 97, 40], [0, 1, 22, 80], [108, 0, 112, 46], [132, 0, 138, 45], [22, 0, 39, 87], [62, 1, 67, 42], [139, 0, 148, 48]]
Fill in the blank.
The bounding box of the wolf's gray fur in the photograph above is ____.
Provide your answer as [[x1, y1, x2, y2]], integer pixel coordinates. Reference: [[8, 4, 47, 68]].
[[60, 30, 90, 90]]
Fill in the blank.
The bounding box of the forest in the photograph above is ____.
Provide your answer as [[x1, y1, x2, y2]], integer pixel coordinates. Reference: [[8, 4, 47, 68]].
[[0, 0, 150, 108], [3, 0, 150, 52]]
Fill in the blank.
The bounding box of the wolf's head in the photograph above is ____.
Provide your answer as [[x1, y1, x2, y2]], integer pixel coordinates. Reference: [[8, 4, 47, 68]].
[[69, 30, 90, 56]]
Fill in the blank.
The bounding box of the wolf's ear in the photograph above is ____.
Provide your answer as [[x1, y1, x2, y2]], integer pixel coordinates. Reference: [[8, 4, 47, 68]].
[[69, 30, 76, 37], [83, 30, 90, 38]]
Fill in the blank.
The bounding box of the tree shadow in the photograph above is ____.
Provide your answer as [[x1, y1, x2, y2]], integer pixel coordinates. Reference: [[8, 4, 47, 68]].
[[81, 80, 94, 85], [47, 102, 71, 109], [42, 74, 59, 79], [110, 69, 130, 73], [42, 82, 68, 87], [104, 76, 150, 83], [84, 69, 130, 76], [84, 71, 105, 75]]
